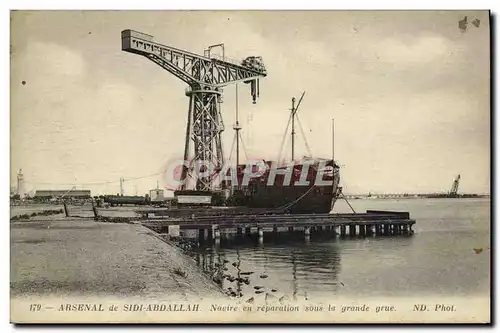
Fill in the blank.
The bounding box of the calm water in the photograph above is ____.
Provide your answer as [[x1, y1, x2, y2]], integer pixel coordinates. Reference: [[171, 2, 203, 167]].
[[192, 198, 490, 299]]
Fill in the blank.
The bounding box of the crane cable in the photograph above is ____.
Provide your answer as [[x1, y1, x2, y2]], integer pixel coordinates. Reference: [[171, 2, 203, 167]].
[[277, 113, 293, 165], [227, 130, 248, 164], [227, 131, 237, 163], [271, 184, 317, 213], [238, 132, 249, 161], [296, 114, 313, 157]]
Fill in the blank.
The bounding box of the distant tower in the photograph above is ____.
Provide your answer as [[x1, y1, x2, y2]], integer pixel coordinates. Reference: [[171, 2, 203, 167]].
[[449, 174, 461, 196], [120, 177, 125, 196], [17, 169, 25, 198]]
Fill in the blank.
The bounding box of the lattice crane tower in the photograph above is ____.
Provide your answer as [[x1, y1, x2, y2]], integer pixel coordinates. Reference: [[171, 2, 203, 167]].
[[450, 174, 461, 196], [121, 30, 267, 191]]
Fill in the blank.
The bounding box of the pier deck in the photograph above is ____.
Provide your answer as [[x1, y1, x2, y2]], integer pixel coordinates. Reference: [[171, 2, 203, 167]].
[[139, 209, 416, 242]]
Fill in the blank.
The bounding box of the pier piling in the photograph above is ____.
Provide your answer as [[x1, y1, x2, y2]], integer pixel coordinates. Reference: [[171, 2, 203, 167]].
[[384, 224, 390, 236], [63, 202, 69, 217], [258, 227, 264, 244], [349, 225, 356, 237], [214, 233, 221, 246], [198, 228, 205, 243], [366, 225, 373, 236], [359, 225, 366, 237]]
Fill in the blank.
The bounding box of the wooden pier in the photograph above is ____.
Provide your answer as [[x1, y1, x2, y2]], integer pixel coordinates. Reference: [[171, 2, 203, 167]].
[[139, 209, 416, 243]]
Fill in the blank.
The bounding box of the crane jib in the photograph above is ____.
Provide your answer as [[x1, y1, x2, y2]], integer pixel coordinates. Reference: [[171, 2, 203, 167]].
[[121, 30, 266, 88]]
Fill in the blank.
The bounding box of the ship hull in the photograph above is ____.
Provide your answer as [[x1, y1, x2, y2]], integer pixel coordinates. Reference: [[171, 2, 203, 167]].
[[174, 159, 341, 214], [240, 182, 334, 214], [224, 159, 340, 214]]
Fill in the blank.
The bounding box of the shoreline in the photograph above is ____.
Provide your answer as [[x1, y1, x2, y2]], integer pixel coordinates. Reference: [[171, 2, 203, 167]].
[[138, 222, 228, 295], [10, 217, 226, 301]]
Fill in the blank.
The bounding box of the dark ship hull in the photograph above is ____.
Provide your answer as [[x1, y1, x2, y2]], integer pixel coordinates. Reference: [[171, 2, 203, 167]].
[[174, 158, 341, 214], [229, 182, 337, 214], [230, 159, 340, 214]]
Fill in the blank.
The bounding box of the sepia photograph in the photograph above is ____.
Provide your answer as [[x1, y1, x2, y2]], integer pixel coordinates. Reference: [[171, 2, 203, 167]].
[[9, 9, 491, 324]]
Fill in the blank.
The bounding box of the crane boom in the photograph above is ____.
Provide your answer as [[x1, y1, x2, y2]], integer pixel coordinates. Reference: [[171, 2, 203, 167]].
[[121, 30, 266, 88], [121, 29, 267, 192]]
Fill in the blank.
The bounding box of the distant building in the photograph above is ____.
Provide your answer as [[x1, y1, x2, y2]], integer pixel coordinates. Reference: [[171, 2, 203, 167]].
[[34, 189, 91, 201], [149, 188, 165, 202]]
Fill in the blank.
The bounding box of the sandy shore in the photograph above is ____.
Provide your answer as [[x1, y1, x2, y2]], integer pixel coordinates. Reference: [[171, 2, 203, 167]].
[[10, 219, 225, 301]]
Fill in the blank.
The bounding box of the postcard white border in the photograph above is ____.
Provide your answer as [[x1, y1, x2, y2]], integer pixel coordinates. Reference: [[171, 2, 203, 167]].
[[3, 1, 497, 332]]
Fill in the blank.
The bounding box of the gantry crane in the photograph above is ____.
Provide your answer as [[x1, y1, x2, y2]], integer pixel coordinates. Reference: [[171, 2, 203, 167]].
[[449, 174, 461, 196], [121, 30, 267, 191]]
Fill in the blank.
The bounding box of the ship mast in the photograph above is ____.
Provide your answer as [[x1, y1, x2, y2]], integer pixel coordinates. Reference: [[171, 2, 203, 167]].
[[291, 97, 296, 161], [235, 84, 240, 168], [290, 92, 305, 161], [332, 118, 335, 164]]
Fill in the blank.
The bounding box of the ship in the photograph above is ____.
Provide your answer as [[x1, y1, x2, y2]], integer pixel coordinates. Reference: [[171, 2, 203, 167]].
[[174, 93, 342, 214], [174, 159, 341, 214], [222, 158, 341, 214]]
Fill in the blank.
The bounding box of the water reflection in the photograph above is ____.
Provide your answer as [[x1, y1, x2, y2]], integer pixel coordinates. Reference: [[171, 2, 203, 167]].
[[189, 232, 342, 299], [185, 199, 490, 299]]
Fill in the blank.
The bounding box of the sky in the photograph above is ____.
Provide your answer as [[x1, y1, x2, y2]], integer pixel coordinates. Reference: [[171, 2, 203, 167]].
[[10, 10, 490, 195]]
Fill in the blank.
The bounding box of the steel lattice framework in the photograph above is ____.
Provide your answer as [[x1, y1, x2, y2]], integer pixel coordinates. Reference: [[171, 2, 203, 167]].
[[121, 30, 266, 191]]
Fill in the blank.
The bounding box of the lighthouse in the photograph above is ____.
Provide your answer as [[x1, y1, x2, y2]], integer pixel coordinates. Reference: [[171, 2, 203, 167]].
[[17, 169, 25, 198]]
